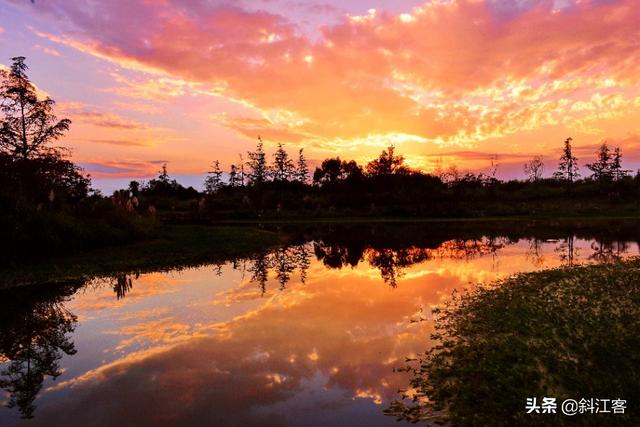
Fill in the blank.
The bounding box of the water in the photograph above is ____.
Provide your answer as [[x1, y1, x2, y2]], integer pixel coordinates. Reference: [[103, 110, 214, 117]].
[[1, 224, 638, 426]]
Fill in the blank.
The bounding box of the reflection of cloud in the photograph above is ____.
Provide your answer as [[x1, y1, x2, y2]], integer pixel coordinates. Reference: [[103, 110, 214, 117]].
[[36, 262, 455, 426]]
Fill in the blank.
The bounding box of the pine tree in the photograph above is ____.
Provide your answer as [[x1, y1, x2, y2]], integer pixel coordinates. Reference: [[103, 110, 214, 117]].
[[238, 153, 245, 186], [554, 137, 579, 184], [229, 164, 241, 187], [586, 142, 612, 183], [271, 142, 294, 182], [296, 148, 309, 184], [204, 160, 224, 194], [610, 147, 629, 181], [158, 163, 170, 184], [247, 137, 268, 185], [0, 57, 71, 160]]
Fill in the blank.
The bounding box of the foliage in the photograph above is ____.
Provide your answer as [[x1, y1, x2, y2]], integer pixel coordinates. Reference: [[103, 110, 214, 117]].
[[295, 148, 309, 183], [365, 145, 408, 176], [554, 137, 580, 183], [0, 57, 70, 160], [247, 136, 268, 185], [271, 142, 295, 181], [524, 156, 544, 182], [204, 160, 224, 194], [386, 259, 640, 426]]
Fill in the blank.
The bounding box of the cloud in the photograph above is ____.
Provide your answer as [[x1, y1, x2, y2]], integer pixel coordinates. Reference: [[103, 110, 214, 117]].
[[212, 114, 311, 143], [80, 160, 164, 177], [89, 139, 147, 147], [71, 110, 148, 130], [18, 0, 637, 148], [34, 44, 62, 57]]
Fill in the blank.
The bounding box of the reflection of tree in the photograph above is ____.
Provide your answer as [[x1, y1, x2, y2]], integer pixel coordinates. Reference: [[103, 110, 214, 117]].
[[293, 244, 311, 284], [313, 242, 364, 269], [0, 283, 80, 418], [366, 247, 432, 288], [245, 244, 314, 294], [387, 262, 640, 425], [555, 235, 578, 266], [525, 238, 545, 267], [248, 253, 270, 295], [589, 240, 628, 263], [113, 274, 133, 299], [274, 247, 296, 290], [314, 237, 506, 287]]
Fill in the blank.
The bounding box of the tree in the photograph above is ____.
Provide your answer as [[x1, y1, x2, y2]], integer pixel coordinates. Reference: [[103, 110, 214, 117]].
[[313, 157, 343, 185], [313, 157, 363, 186], [0, 57, 70, 160], [238, 154, 245, 187], [144, 163, 186, 197], [366, 145, 406, 176], [586, 142, 612, 183], [554, 137, 579, 184], [228, 164, 242, 187], [295, 148, 309, 184], [610, 147, 629, 181], [128, 180, 140, 196], [158, 163, 170, 184], [271, 142, 294, 182], [204, 160, 224, 194], [247, 136, 268, 185], [524, 156, 544, 182]]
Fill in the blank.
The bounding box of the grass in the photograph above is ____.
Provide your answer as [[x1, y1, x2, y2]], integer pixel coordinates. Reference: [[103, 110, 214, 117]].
[[0, 225, 283, 289], [386, 258, 640, 426]]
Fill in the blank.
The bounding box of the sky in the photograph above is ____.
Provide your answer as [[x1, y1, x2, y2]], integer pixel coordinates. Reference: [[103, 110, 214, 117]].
[[0, 0, 639, 193]]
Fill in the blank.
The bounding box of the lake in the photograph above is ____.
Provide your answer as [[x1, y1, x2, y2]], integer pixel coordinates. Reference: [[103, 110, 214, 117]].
[[1, 222, 639, 426]]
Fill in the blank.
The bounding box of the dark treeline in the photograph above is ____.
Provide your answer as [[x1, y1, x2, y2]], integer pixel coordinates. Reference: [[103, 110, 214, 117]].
[[148, 134, 640, 220]]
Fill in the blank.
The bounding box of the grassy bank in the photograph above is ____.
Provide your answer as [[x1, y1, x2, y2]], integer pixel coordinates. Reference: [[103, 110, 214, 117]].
[[0, 225, 283, 289], [386, 258, 640, 426]]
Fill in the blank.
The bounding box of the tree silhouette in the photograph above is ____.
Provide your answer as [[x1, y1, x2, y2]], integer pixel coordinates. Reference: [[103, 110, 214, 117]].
[[524, 156, 544, 182], [313, 157, 363, 185], [586, 142, 613, 184], [247, 136, 268, 185], [271, 142, 294, 182], [228, 163, 242, 187], [204, 160, 224, 194], [554, 137, 579, 186], [610, 147, 629, 181], [295, 148, 309, 184], [0, 57, 71, 160], [366, 145, 406, 176]]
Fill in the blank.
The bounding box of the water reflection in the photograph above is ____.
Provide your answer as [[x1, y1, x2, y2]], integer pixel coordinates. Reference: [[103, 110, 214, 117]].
[[1, 223, 640, 425], [0, 283, 80, 418]]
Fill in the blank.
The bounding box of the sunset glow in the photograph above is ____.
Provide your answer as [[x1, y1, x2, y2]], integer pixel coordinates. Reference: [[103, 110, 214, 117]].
[[1, 0, 639, 191]]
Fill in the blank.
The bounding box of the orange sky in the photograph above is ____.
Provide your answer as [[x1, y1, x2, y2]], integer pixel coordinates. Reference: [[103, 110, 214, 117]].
[[1, 0, 639, 191]]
